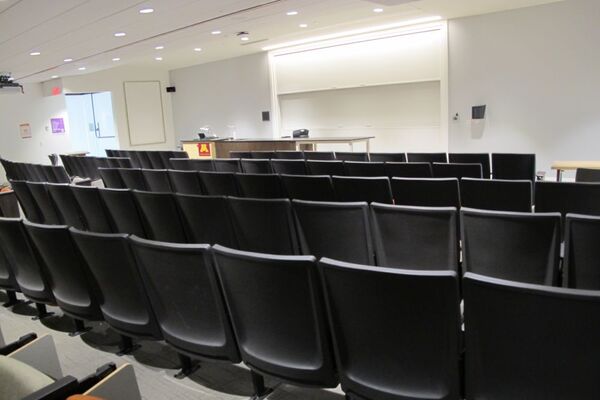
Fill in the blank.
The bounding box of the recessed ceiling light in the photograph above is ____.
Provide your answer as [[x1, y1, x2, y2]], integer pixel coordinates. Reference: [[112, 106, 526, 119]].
[[194, 48, 202, 52], [29, 51, 41, 56], [139, 8, 154, 14], [241, 36, 249, 41], [63, 58, 73, 62], [154, 45, 164, 50], [373, 8, 384, 13], [155, 57, 163, 61], [286, 10, 298, 16], [299, 23, 308, 28], [78, 67, 86, 71], [112, 57, 121, 61], [114, 32, 126, 37], [51, 75, 59, 79], [211, 30, 222, 35]]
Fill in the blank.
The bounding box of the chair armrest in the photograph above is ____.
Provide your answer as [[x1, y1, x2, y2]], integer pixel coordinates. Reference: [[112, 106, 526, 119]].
[[22, 376, 79, 400], [0, 333, 37, 355]]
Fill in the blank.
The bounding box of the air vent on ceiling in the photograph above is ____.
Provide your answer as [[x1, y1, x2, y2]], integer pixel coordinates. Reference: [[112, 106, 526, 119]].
[[364, 0, 420, 5], [241, 38, 268, 46]]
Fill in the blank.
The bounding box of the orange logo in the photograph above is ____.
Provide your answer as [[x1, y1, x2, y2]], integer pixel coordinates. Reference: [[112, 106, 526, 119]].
[[197, 142, 211, 156]]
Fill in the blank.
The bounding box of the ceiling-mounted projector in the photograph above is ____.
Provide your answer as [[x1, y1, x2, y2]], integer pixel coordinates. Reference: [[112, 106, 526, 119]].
[[0, 74, 24, 94]]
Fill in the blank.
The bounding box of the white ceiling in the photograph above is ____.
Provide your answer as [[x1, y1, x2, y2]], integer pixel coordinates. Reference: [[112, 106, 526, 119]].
[[0, 0, 562, 83]]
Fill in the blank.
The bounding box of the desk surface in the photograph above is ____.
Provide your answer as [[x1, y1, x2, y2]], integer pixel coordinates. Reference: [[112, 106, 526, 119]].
[[552, 161, 600, 170], [181, 136, 374, 143]]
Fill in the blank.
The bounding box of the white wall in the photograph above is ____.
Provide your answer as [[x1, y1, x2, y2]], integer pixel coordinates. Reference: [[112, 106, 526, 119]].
[[169, 53, 273, 142], [448, 0, 600, 176], [0, 83, 70, 183], [279, 81, 442, 152], [62, 66, 176, 151]]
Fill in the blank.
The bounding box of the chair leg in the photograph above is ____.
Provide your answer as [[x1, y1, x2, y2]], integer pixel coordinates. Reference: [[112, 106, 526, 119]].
[[116, 335, 140, 356], [174, 354, 200, 379], [2, 290, 19, 307], [68, 318, 92, 337], [32, 303, 54, 320], [249, 370, 273, 400]]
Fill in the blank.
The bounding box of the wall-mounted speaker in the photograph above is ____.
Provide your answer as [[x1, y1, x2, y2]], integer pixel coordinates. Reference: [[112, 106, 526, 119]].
[[472, 105, 486, 120], [262, 111, 270, 121], [166, 86, 176, 93]]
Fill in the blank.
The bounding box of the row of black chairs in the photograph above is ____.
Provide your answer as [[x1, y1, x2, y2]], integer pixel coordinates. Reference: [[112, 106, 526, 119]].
[[169, 157, 488, 179], [1, 217, 599, 399], [105, 149, 188, 170], [9, 179, 593, 287], [59, 155, 133, 180], [1, 158, 70, 183]]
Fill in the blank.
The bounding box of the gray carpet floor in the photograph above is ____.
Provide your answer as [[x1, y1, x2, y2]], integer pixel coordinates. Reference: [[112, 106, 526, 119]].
[[0, 292, 345, 400]]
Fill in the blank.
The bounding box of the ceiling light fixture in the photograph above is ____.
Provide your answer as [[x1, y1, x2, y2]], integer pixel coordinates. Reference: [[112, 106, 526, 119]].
[[299, 23, 308, 28], [194, 48, 202, 52], [241, 37, 249, 41], [155, 57, 163, 61], [78, 67, 86, 71], [286, 11, 298, 16], [51, 75, 59, 79], [155, 45, 164, 50], [211, 30, 222, 35], [114, 32, 126, 37], [373, 8, 384, 13], [63, 58, 73, 62], [139, 8, 154, 14], [263, 16, 443, 51], [29, 51, 41, 56], [112, 57, 121, 61]]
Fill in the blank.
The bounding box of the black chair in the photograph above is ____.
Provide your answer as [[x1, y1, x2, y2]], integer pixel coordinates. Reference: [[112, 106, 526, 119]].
[[293, 200, 374, 265], [136, 151, 154, 169], [281, 174, 336, 202], [344, 161, 386, 177], [170, 158, 215, 172], [464, 272, 600, 400], [270, 159, 307, 175], [306, 160, 346, 176], [449, 153, 491, 178], [42, 165, 70, 183], [118, 168, 147, 191], [461, 208, 561, 285], [146, 151, 166, 169], [212, 245, 337, 392], [71, 186, 114, 233], [0, 240, 20, 308], [335, 152, 368, 162], [460, 178, 532, 212], [228, 197, 299, 255], [99, 168, 126, 189], [432, 162, 482, 179], [274, 151, 304, 159], [213, 158, 242, 173], [392, 178, 460, 208], [167, 170, 203, 195], [407, 152, 448, 163], [26, 182, 61, 224], [0, 191, 19, 217], [304, 151, 335, 160], [370, 203, 459, 271], [332, 176, 393, 204], [98, 188, 147, 237], [575, 168, 600, 183], [492, 153, 536, 181], [368, 153, 406, 162], [563, 214, 600, 289], [141, 169, 172, 192], [124, 151, 142, 168], [159, 151, 188, 169], [10, 180, 43, 222], [46, 183, 86, 230], [235, 173, 285, 199], [31, 164, 48, 182], [319, 258, 461, 400], [230, 151, 252, 159], [385, 162, 432, 178], [176, 194, 238, 247], [0, 218, 55, 317], [535, 182, 600, 219], [240, 159, 273, 174], [130, 237, 244, 381], [24, 221, 102, 334], [250, 151, 276, 159], [198, 172, 239, 196], [71, 229, 162, 354], [133, 191, 188, 243]]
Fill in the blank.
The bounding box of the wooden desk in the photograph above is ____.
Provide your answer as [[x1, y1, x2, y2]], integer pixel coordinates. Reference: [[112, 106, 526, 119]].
[[181, 136, 375, 159], [552, 161, 600, 181]]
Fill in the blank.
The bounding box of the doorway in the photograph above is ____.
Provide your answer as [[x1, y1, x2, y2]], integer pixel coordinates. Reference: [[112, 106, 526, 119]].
[[66, 92, 119, 157]]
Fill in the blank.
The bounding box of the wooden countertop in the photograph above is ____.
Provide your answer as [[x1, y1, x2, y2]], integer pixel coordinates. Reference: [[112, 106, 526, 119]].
[[181, 136, 374, 143], [552, 161, 600, 171]]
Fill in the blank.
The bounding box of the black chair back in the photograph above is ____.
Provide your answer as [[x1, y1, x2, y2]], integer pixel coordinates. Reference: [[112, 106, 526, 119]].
[[240, 159, 272, 174], [392, 178, 460, 208], [270, 159, 307, 175], [167, 170, 203, 195], [306, 160, 345, 176], [118, 168, 147, 191], [281, 175, 336, 202], [46, 183, 86, 229], [368, 153, 406, 162], [10, 180, 43, 222], [344, 161, 386, 177], [274, 151, 304, 159], [141, 169, 172, 192], [492, 153, 536, 181], [332, 176, 393, 204], [99, 168, 126, 189], [170, 158, 214, 172], [235, 173, 284, 199], [385, 162, 432, 178], [176, 194, 237, 248], [26, 182, 61, 224], [575, 168, 600, 182], [198, 172, 239, 196], [407, 152, 448, 163], [71, 186, 114, 233], [535, 182, 600, 218], [304, 151, 335, 160], [133, 191, 187, 243], [213, 158, 242, 173], [449, 153, 490, 178], [335, 152, 368, 162], [251, 151, 276, 159], [563, 214, 600, 289], [98, 188, 147, 237], [460, 178, 532, 212], [432, 162, 482, 179]]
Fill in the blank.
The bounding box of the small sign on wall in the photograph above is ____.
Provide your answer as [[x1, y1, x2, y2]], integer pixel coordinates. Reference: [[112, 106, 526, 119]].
[[197, 142, 211, 157], [19, 123, 32, 139], [51, 118, 65, 134]]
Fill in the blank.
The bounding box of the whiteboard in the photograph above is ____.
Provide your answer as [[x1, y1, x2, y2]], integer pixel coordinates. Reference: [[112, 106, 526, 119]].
[[123, 81, 166, 145]]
